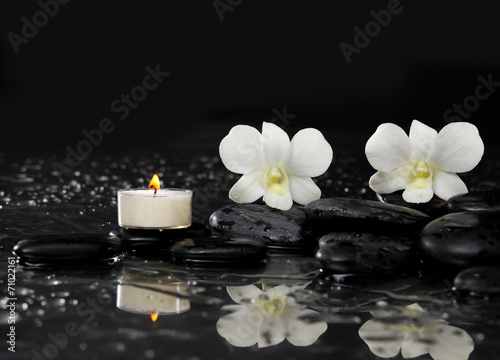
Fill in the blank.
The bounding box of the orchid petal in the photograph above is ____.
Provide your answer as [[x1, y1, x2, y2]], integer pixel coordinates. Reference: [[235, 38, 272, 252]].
[[285, 309, 328, 346], [428, 324, 474, 360], [216, 307, 261, 347], [262, 122, 290, 167], [289, 176, 321, 205], [428, 122, 484, 173], [365, 123, 412, 172], [408, 119, 438, 162], [263, 187, 293, 211], [219, 125, 264, 174], [432, 170, 468, 201], [401, 337, 429, 359], [358, 320, 403, 358], [227, 285, 263, 304], [258, 316, 286, 348], [368, 166, 410, 194], [228, 171, 265, 204], [284, 128, 333, 177], [403, 178, 434, 203]]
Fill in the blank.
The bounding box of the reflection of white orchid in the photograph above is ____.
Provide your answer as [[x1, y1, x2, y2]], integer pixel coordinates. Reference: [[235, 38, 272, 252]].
[[216, 284, 327, 348], [219, 122, 333, 210], [365, 120, 484, 203], [359, 303, 474, 360]]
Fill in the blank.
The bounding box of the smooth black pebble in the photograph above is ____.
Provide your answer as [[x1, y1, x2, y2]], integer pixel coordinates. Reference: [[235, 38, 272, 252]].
[[454, 266, 500, 293], [13, 234, 122, 265], [209, 204, 315, 250], [111, 223, 210, 253], [315, 240, 411, 275], [318, 231, 414, 248], [169, 236, 266, 265], [417, 212, 500, 269], [305, 197, 429, 231], [446, 189, 500, 213], [376, 191, 447, 217]]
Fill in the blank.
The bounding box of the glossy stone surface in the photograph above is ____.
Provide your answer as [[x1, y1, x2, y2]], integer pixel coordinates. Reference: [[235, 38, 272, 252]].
[[209, 204, 316, 250], [454, 266, 500, 293], [169, 236, 266, 265], [417, 212, 500, 269], [305, 197, 429, 230], [13, 234, 122, 265], [318, 232, 414, 248], [376, 191, 448, 217], [446, 190, 500, 213], [111, 223, 210, 254], [315, 240, 411, 275]]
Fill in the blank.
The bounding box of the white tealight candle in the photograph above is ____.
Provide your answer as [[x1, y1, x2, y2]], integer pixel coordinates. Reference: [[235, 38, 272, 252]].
[[117, 174, 192, 229]]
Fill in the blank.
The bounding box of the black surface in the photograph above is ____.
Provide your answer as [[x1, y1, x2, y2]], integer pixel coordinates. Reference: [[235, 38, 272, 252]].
[[2, 1, 500, 358], [169, 236, 267, 265]]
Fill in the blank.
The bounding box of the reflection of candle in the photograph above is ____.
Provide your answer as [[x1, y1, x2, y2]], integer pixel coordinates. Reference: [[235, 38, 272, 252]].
[[117, 174, 192, 229], [117, 283, 190, 317], [117, 269, 190, 318]]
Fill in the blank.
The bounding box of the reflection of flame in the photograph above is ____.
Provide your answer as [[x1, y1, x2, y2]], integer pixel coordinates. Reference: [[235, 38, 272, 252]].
[[149, 310, 159, 322], [149, 174, 160, 193]]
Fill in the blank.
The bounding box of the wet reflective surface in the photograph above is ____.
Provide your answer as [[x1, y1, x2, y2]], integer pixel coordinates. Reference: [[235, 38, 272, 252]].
[[2, 128, 500, 360]]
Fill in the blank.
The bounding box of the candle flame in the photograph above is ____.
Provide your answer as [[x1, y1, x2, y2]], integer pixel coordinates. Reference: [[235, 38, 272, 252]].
[[149, 174, 160, 194], [149, 310, 159, 322]]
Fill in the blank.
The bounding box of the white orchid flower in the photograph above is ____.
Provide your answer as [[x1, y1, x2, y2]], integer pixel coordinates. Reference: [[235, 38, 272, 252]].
[[365, 120, 484, 203], [358, 303, 474, 360], [216, 284, 328, 348], [219, 122, 333, 210]]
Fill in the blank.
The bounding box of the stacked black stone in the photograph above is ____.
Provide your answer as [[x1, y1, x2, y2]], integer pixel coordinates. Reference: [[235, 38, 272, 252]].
[[306, 197, 429, 275], [209, 203, 317, 251]]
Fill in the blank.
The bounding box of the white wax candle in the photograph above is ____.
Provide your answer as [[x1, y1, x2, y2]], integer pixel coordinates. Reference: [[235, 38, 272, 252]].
[[117, 188, 192, 229]]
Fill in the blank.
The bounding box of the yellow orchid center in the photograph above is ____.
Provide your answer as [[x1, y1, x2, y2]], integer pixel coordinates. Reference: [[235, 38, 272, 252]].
[[264, 167, 289, 195], [257, 294, 287, 317], [408, 161, 433, 189]]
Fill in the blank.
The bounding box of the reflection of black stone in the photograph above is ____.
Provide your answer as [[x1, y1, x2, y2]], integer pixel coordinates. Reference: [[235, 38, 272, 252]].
[[110, 223, 210, 254], [169, 236, 266, 266], [305, 197, 429, 232], [258, 253, 320, 285], [311, 273, 418, 312], [454, 266, 500, 294], [417, 212, 500, 270], [13, 234, 122, 266], [316, 240, 412, 275], [209, 204, 316, 250], [167, 262, 266, 287], [446, 190, 500, 213], [376, 191, 448, 218]]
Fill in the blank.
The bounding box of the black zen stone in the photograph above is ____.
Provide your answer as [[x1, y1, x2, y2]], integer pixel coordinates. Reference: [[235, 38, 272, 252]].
[[111, 223, 210, 254], [318, 232, 415, 248], [169, 236, 266, 265], [454, 266, 500, 294], [13, 234, 122, 265], [376, 191, 448, 217], [305, 197, 429, 231], [417, 212, 500, 269], [446, 190, 500, 213], [315, 240, 411, 275], [209, 204, 316, 250]]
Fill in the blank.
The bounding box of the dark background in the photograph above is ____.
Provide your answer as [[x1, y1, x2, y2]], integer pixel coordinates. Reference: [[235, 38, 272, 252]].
[[1, 0, 499, 158]]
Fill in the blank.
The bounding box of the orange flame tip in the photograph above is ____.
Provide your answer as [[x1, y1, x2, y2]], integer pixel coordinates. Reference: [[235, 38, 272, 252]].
[[149, 174, 160, 194]]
